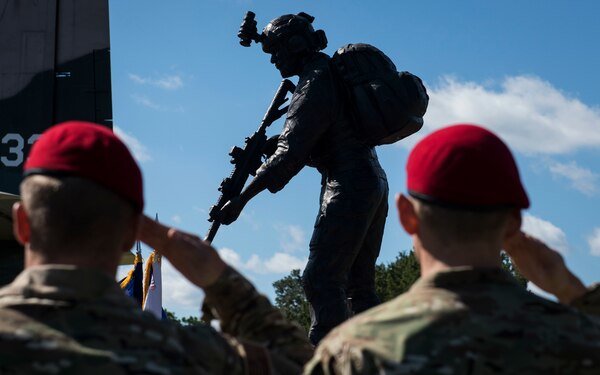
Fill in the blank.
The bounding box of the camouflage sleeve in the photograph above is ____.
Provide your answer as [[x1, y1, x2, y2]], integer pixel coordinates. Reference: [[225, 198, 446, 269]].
[[0, 309, 123, 374], [303, 314, 403, 375], [570, 284, 600, 316], [256, 71, 334, 193], [304, 337, 397, 375], [203, 266, 314, 374], [303, 340, 345, 375]]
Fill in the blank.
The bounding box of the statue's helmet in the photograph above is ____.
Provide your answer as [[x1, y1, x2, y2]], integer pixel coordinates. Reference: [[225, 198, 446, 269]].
[[260, 12, 327, 55]]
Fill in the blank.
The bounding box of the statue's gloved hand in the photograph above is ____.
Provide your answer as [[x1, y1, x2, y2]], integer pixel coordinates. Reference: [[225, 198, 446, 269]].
[[262, 134, 280, 159], [218, 196, 245, 225]]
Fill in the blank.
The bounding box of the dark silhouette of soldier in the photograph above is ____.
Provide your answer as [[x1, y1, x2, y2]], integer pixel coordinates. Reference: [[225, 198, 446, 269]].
[[219, 13, 389, 345]]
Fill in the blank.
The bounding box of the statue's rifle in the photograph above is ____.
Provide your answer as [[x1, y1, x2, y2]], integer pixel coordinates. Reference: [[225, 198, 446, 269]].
[[205, 79, 296, 243]]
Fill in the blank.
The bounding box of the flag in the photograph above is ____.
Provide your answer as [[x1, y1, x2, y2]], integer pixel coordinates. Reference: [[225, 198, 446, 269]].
[[119, 243, 143, 307], [142, 250, 164, 319]]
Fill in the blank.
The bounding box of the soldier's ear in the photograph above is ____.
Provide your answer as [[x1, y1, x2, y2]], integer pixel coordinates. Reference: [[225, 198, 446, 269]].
[[397, 194, 419, 235], [12, 202, 31, 245]]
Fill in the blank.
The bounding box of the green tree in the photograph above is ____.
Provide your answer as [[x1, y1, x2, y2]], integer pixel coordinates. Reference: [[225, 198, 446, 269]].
[[181, 315, 203, 326], [273, 250, 421, 331], [164, 309, 203, 327], [164, 308, 180, 325], [375, 250, 421, 302], [272, 269, 311, 332], [273, 249, 529, 329]]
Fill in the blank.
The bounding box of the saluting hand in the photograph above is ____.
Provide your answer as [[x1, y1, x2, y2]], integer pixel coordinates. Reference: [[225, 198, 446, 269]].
[[137, 215, 227, 288], [504, 231, 586, 304]]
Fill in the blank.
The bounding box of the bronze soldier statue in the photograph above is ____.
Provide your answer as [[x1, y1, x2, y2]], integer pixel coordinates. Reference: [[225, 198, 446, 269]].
[[219, 12, 389, 345]]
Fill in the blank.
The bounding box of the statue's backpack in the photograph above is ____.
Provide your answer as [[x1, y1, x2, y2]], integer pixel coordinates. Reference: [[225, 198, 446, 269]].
[[331, 44, 429, 146]]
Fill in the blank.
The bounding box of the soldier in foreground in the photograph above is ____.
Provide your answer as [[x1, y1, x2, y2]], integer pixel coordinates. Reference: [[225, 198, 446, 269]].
[[305, 124, 600, 374], [0, 121, 312, 373]]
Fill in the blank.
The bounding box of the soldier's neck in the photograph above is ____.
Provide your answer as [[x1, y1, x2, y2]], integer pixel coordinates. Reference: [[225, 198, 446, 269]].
[[414, 238, 502, 279], [25, 247, 118, 277]]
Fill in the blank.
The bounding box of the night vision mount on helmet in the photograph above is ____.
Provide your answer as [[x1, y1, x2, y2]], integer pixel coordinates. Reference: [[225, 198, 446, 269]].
[[238, 11, 327, 55]]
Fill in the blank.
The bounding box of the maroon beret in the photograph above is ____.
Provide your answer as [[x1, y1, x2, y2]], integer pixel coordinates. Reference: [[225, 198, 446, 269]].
[[24, 121, 144, 212], [406, 124, 529, 209]]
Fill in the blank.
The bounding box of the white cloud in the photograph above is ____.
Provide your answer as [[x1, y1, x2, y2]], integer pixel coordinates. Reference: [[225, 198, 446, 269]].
[[587, 227, 600, 257], [264, 252, 307, 273], [171, 215, 182, 224], [161, 258, 204, 311], [547, 160, 598, 196], [245, 254, 264, 273], [113, 126, 152, 163], [131, 93, 163, 110], [218, 247, 244, 268], [131, 94, 184, 113], [218, 247, 307, 274], [522, 214, 569, 255], [129, 73, 184, 90], [275, 224, 306, 253], [419, 75, 600, 154]]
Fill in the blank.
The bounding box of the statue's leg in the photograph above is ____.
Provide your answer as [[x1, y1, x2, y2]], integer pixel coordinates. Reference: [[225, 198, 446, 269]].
[[347, 182, 388, 315], [302, 175, 384, 345]]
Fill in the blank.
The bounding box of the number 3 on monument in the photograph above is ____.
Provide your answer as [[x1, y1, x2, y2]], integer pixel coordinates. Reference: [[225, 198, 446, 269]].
[[1, 133, 40, 167]]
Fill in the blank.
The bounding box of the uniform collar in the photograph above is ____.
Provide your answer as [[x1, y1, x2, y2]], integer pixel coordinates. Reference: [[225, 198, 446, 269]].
[[0, 265, 122, 302], [410, 267, 520, 291]]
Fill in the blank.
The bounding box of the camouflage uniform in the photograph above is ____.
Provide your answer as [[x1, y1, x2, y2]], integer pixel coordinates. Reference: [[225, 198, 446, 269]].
[[304, 267, 600, 374], [0, 264, 312, 374]]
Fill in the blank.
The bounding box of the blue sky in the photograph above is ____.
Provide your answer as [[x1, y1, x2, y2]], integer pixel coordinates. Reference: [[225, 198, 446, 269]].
[[111, 1, 600, 317]]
